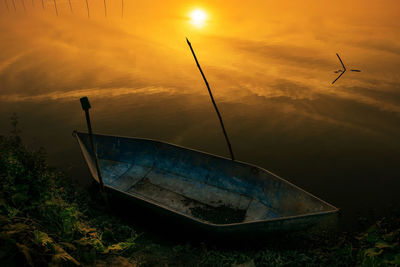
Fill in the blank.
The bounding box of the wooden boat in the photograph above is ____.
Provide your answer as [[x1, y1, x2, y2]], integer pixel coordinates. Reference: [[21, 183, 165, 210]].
[[73, 131, 338, 233]]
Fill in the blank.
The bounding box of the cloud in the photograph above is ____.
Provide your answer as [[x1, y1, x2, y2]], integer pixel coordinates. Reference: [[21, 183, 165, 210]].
[[0, 86, 179, 102], [0, 14, 195, 98], [214, 36, 332, 69]]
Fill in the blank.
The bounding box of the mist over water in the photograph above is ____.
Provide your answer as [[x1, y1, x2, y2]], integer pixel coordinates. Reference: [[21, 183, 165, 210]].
[[1, 0, 400, 229]]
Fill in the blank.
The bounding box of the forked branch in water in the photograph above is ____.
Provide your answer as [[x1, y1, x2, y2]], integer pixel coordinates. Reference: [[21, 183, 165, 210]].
[[332, 53, 347, 84], [332, 53, 361, 84]]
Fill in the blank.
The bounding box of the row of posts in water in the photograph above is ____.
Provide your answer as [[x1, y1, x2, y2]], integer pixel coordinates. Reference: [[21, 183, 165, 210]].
[[1, 0, 125, 18]]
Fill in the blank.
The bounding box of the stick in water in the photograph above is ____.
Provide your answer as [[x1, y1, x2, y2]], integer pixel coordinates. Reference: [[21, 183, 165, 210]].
[[68, 0, 72, 13], [186, 38, 235, 161], [85, 0, 89, 18], [332, 53, 346, 84], [5, 0, 10, 12], [11, 0, 16, 12], [53, 0, 57, 16]]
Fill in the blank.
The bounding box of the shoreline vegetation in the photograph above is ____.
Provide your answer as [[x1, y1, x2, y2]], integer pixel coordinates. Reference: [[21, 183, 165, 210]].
[[1, 117, 399, 266]]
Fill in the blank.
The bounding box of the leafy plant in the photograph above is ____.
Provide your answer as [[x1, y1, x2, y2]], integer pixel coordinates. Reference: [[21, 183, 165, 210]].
[[357, 219, 400, 266], [0, 116, 138, 266]]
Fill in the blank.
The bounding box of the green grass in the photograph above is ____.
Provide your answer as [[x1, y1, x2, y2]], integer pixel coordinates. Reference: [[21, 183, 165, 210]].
[[0, 117, 399, 266]]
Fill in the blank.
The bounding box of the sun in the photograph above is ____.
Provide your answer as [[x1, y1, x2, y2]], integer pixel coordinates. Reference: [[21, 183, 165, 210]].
[[189, 9, 208, 28]]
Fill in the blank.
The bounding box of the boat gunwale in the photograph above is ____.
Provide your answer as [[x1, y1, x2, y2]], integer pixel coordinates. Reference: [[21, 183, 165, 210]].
[[73, 130, 339, 227]]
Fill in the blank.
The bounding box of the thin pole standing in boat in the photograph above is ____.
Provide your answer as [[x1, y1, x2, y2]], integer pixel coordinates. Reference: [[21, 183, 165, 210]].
[[103, 0, 106, 17], [79, 97, 105, 191], [186, 38, 235, 161]]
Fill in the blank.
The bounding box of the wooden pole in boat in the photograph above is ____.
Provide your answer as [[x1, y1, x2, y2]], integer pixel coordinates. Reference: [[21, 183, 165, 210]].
[[80, 97, 105, 192], [103, 0, 106, 17], [186, 38, 235, 161]]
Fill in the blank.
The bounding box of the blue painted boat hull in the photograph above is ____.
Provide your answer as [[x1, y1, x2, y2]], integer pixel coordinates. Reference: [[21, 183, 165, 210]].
[[73, 131, 338, 233]]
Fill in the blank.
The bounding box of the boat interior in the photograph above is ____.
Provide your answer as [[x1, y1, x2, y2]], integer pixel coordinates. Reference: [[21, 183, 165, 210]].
[[76, 132, 337, 225]]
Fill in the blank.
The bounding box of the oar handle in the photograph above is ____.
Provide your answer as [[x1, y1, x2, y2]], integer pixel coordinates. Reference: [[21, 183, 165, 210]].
[[80, 97, 105, 190]]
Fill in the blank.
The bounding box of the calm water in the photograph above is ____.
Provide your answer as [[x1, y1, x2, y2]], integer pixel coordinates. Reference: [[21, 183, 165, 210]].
[[1, 2, 400, 229]]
